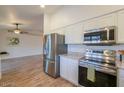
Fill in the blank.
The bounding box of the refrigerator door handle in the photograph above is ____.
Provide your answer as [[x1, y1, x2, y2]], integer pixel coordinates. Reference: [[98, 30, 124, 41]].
[[47, 35, 52, 59], [43, 48, 47, 55], [44, 36, 49, 55]]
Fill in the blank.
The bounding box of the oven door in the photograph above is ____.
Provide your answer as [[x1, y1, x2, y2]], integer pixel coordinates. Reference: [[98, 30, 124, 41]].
[[78, 63, 117, 87]]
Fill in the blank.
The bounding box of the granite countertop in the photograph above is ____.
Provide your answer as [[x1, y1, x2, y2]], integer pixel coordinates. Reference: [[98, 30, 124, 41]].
[[59, 52, 85, 60], [60, 52, 124, 69]]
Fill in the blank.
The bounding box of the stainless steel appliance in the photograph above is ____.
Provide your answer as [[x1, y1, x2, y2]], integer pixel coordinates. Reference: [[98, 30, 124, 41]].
[[43, 33, 67, 78], [79, 49, 117, 87], [83, 26, 116, 45]]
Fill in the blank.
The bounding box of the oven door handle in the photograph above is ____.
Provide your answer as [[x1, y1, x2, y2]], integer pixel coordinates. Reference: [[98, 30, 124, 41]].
[[79, 63, 116, 76], [94, 66, 116, 76]]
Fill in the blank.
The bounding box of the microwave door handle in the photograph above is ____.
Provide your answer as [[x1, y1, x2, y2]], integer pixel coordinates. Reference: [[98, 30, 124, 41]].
[[106, 28, 109, 40]]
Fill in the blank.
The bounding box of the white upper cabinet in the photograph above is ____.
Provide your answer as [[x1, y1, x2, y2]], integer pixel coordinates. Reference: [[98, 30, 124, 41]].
[[51, 28, 65, 35], [117, 10, 124, 43], [83, 13, 117, 31], [64, 22, 84, 44], [48, 9, 124, 44]]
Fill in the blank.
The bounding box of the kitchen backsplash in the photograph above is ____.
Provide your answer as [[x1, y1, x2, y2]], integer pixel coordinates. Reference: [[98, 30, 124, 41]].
[[68, 44, 124, 53]]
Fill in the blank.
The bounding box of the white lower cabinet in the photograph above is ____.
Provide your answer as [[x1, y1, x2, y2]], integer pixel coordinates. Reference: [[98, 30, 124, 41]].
[[60, 57, 68, 80], [60, 56, 78, 86], [118, 69, 124, 87]]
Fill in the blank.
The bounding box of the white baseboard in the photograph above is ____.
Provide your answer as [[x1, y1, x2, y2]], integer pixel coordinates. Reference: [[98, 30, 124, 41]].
[[1, 53, 43, 60]]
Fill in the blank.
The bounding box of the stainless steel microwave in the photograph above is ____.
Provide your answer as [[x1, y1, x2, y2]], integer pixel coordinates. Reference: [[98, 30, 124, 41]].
[[83, 26, 116, 45]]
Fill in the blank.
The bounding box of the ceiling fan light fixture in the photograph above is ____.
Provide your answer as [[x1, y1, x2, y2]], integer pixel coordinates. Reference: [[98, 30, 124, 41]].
[[14, 29, 21, 34]]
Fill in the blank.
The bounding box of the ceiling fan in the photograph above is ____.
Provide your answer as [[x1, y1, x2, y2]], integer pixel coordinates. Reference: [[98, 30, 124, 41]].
[[8, 23, 42, 36]]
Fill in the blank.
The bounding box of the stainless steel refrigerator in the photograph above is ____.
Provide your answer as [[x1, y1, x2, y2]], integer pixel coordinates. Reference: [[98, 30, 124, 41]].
[[43, 33, 67, 78]]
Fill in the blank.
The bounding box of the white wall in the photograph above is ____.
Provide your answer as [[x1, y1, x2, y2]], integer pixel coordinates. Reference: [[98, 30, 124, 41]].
[[0, 31, 43, 59], [50, 5, 124, 30]]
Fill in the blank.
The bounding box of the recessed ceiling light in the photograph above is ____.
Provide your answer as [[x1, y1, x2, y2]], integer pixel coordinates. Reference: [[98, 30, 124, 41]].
[[40, 5, 45, 8]]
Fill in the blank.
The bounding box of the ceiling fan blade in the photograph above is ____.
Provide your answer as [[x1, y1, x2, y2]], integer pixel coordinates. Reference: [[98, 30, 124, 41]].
[[20, 31, 42, 36], [6, 23, 43, 36], [8, 30, 14, 32]]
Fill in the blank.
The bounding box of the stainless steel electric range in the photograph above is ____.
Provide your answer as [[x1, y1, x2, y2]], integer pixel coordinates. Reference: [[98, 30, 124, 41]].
[[79, 49, 117, 87]]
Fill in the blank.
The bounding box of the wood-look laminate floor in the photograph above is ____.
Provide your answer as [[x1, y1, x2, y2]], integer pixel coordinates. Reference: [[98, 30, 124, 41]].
[[0, 55, 75, 87]]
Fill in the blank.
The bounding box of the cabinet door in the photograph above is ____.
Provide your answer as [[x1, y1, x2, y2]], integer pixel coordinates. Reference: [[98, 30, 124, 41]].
[[97, 13, 117, 28], [117, 10, 124, 43], [52, 28, 65, 35], [68, 59, 78, 85], [64, 22, 84, 44], [83, 18, 98, 31], [84, 13, 117, 31], [119, 78, 124, 87], [60, 56, 79, 85], [118, 69, 124, 87], [60, 57, 68, 80]]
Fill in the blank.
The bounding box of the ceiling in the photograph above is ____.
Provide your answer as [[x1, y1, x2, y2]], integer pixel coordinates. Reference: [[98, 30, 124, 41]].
[[0, 5, 62, 34]]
